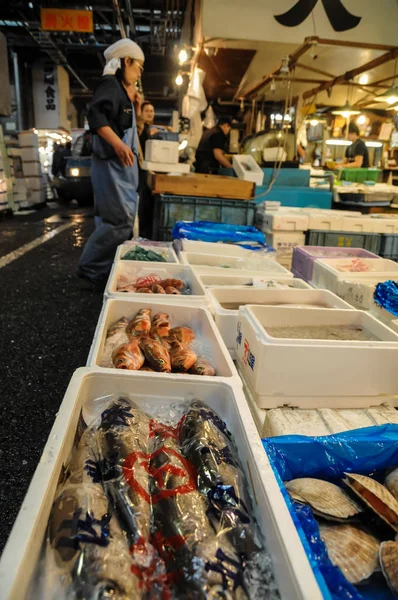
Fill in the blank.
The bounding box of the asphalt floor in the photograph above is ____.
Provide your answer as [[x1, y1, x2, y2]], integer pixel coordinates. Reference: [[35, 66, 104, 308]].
[[0, 202, 104, 553]]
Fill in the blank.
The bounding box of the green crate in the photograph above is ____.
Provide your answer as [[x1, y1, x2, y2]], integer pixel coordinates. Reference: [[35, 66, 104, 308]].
[[153, 194, 256, 241], [305, 229, 381, 254], [340, 168, 381, 183]]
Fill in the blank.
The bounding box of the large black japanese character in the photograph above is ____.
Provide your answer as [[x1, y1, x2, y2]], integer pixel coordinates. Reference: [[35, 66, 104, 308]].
[[275, 0, 361, 32], [45, 86, 55, 98]]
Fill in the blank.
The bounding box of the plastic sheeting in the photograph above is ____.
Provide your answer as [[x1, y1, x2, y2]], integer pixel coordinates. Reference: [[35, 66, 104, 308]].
[[172, 220, 268, 250], [374, 280, 398, 317], [263, 425, 398, 600]]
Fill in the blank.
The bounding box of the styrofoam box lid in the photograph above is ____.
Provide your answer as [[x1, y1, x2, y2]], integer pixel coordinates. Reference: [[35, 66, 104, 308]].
[[199, 274, 304, 288], [180, 251, 291, 275], [105, 260, 209, 305], [88, 298, 238, 380], [0, 368, 322, 600], [241, 305, 398, 347], [370, 219, 398, 234], [192, 265, 293, 279], [115, 242, 179, 264], [316, 257, 398, 276], [339, 215, 375, 232], [296, 246, 380, 259], [176, 239, 260, 258], [210, 288, 353, 315]]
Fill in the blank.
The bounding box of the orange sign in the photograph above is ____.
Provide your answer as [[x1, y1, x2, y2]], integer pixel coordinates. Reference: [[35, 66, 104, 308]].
[[41, 9, 93, 33]]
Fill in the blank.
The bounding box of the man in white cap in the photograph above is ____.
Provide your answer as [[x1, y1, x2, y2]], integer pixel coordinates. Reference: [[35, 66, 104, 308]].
[[77, 39, 145, 287]]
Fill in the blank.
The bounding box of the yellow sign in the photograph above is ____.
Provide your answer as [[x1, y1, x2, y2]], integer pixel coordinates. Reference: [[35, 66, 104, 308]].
[[41, 9, 93, 33]]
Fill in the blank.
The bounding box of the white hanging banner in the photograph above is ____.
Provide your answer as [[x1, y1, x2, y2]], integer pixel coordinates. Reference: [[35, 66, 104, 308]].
[[202, 0, 398, 46], [32, 61, 71, 131]]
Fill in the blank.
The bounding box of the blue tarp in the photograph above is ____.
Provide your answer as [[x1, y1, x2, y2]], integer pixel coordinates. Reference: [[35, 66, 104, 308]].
[[172, 221, 270, 251]]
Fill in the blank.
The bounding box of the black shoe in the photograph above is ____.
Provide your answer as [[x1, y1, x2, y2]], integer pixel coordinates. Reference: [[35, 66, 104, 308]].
[[75, 267, 107, 291]]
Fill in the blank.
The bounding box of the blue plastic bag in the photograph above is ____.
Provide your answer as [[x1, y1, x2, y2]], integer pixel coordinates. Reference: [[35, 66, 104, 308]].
[[263, 425, 398, 600], [172, 221, 267, 248]]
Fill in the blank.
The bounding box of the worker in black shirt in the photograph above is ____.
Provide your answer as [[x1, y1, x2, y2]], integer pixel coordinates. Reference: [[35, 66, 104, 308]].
[[195, 117, 233, 174], [77, 38, 144, 287], [342, 122, 370, 169]]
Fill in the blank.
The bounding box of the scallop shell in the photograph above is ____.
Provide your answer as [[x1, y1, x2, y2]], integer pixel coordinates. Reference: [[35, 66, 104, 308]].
[[284, 478, 363, 521], [319, 523, 379, 584], [385, 468, 398, 501], [344, 473, 398, 532], [380, 540, 398, 594]]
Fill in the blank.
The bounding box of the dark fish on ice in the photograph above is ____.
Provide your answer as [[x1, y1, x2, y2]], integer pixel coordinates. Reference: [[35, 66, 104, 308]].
[[170, 343, 197, 372], [168, 326, 195, 345], [189, 358, 216, 377], [140, 336, 171, 372]]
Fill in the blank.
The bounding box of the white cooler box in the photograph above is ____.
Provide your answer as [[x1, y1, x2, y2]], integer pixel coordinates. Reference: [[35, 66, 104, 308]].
[[335, 276, 395, 310], [0, 368, 323, 600], [312, 257, 398, 293], [233, 154, 264, 185], [115, 241, 179, 264], [173, 239, 267, 258], [145, 139, 179, 164], [105, 260, 209, 306], [22, 161, 42, 177], [181, 251, 291, 274], [199, 273, 304, 288], [88, 298, 239, 383], [236, 305, 398, 408], [209, 288, 353, 358]]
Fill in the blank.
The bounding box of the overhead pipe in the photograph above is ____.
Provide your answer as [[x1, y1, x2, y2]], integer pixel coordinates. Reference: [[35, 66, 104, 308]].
[[12, 50, 23, 130], [112, 0, 126, 38]]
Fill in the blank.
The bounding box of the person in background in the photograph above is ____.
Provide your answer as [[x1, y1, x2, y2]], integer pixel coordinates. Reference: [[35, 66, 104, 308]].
[[61, 141, 72, 177], [51, 143, 64, 177], [138, 101, 156, 238], [80, 131, 92, 157], [195, 117, 233, 174], [77, 38, 144, 287], [342, 122, 369, 168]]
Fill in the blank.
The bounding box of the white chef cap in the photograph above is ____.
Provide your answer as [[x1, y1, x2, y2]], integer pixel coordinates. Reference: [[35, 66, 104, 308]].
[[103, 39, 145, 75]]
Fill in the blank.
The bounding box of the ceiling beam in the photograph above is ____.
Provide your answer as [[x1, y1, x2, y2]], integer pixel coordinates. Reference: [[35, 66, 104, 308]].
[[314, 37, 397, 52], [295, 62, 335, 79], [302, 47, 398, 99], [240, 39, 314, 99]]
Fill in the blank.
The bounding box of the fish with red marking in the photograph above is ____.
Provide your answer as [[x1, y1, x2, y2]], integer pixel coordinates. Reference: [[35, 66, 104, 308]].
[[168, 326, 195, 345], [112, 340, 145, 370], [170, 343, 197, 372], [140, 336, 171, 372], [127, 309, 152, 337]]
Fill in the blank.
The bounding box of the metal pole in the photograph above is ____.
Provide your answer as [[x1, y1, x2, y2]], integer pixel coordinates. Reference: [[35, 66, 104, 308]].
[[12, 50, 23, 131]]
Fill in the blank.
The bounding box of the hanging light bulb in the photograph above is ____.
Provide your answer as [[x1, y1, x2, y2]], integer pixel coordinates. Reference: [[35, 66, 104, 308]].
[[178, 49, 188, 65], [374, 58, 398, 104], [175, 73, 183, 86], [332, 102, 360, 117], [359, 74, 369, 85], [356, 114, 367, 125], [310, 119, 319, 127]]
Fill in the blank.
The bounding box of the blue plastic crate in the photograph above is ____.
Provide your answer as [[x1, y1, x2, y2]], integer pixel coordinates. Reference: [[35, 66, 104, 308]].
[[153, 194, 255, 241], [380, 234, 398, 259], [306, 230, 381, 254], [254, 186, 332, 208]]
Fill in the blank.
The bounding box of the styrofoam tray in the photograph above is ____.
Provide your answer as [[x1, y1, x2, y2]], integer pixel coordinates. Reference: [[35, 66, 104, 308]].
[[105, 260, 209, 306], [312, 257, 398, 292], [88, 298, 238, 381], [192, 265, 293, 280], [199, 274, 303, 288], [209, 288, 353, 353], [181, 252, 292, 275], [235, 305, 398, 407], [115, 242, 179, 264], [0, 368, 323, 600], [173, 239, 264, 258]]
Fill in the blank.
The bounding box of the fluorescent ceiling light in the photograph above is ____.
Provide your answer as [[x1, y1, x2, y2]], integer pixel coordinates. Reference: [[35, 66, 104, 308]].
[[374, 85, 398, 105], [365, 141, 383, 147], [326, 139, 352, 146], [332, 103, 361, 117]]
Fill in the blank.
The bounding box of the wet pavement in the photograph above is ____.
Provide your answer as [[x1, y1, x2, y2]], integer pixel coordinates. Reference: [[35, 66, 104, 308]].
[[0, 203, 104, 553]]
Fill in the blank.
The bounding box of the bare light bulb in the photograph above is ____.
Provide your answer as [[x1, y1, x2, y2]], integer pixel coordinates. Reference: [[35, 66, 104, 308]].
[[175, 74, 183, 86], [356, 114, 367, 125], [359, 74, 369, 85], [310, 119, 319, 127], [178, 49, 188, 65]]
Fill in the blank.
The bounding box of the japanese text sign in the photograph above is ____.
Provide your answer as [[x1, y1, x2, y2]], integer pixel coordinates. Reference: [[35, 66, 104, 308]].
[[41, 9, 93, 33]]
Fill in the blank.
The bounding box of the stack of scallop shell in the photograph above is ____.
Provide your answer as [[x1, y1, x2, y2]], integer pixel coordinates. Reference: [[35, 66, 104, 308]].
[[284, 469, 398, 594]]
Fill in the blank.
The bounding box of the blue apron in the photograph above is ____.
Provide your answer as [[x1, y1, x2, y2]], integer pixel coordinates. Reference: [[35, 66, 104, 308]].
[[78, 102, 139, 282]]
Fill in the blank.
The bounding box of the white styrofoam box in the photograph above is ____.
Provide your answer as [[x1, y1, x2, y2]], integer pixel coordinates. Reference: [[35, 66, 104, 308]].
[[262, 147, 287, 162], [236, 306, 398, 408], [199, 274, 307, 289], [88, 298, 238, 382], [142, 160, 190, 174], [145, 139, 179, 164], [265, 232, 306, 260], [307, 212, 344, 231], [180, 251, 291, 274], [105, 260, 209, 306], [6, 147, 22, 157], [370, 218, 398, 234], [209, 288, 353, 354], [22, 161, 42, 177], [115, 242, 179, 264], [340, 215, 375, 232], [335, 277, 394, 310], [20, 147, 40, 163], [256, 211, 309, 232], [312, 257, 398, 293], [18, 131, 38, 147], [232, 154, 264, 185], [26, 189, 45, 205], [173, 239, 266, 258], [24, 176, 43, 191], [192, 265, 294, 282], [0, 368, 323, 600]]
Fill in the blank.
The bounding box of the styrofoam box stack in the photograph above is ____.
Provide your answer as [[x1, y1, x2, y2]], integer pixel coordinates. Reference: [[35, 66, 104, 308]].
[[235, 305, 398, 408], [145, 139, 179, 164], [19, 131, 42, 180], [255, 210, 307, 270], [209, 287, 353, 358], [0, 368, 324, 600], [88, 298, 239, 383], [105, 260, 209, 306], [115, 241, 179, 264], [292, 246, 381, 284], [312, 257, 398, 293], [180, 251, 291, 275]]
